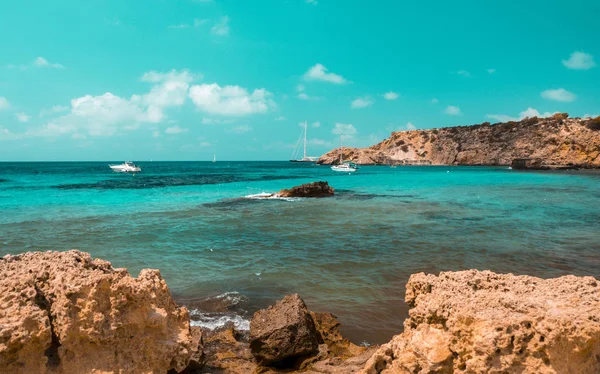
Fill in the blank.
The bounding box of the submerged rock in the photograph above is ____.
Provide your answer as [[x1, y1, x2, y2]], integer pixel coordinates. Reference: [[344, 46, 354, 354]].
[[0, 250, 201, 374], [362, 270, 600, 374], [277, 181, 335, 198], [250, 294, 320, 367]]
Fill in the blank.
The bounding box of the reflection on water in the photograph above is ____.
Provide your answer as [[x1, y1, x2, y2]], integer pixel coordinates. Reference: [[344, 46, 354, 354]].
[[1, 162, 599, 343]]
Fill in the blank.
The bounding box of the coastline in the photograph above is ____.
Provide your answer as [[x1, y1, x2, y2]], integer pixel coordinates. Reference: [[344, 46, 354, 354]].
[[2, 250, 599, 373]]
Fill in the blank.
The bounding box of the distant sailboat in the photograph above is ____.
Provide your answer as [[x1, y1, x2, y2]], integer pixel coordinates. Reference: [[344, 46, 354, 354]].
[[213, 154, 216, 163], [290, 121, 318, 162]]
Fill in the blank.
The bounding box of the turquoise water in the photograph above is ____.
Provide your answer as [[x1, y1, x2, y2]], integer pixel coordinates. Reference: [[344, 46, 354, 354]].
[[1, 162, 599, 343]]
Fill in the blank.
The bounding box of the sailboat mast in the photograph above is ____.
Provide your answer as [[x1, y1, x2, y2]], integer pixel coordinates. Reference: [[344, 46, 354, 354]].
[[340, 135, 343, 164], [303, 121, 307, 160]]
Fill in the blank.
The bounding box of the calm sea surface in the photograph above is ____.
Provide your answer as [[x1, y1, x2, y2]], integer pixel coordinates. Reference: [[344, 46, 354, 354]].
[[1, 162, 599, 344]]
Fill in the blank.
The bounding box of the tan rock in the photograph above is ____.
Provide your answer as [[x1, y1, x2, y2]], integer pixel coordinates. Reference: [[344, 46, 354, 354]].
[[362, 270, 600, 374], [0, 250, 201, 374]]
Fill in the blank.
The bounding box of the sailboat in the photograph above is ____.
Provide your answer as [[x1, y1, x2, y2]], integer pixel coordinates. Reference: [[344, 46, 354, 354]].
[[331, 135, 358, 172], [212, 154, 216, 163], [290, 121, 318, 162]]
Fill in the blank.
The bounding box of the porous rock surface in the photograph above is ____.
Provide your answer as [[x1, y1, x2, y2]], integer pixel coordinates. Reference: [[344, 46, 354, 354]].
[[250, 293, 320, 366], [0, 250, 200, 374], [362, 270, 600, 374], [318, 115, 600, 167]]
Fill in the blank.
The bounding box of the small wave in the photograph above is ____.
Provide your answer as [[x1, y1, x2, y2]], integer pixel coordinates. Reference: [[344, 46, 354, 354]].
[[212, 291, 247, 306], [189, 310, 250, 331], [244, 192, 300, 202]]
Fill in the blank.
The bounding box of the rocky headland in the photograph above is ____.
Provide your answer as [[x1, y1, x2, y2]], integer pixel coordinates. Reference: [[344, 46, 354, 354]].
[[2, 250, 599, 373], [318, 115, 600, 168]]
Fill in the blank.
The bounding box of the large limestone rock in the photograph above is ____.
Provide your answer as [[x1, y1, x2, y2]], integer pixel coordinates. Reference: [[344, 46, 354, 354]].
[[363, 270, 600, 374], [318, 116, 600, 167], [250, 293, 320, 367], [0, 250, 201, 374]]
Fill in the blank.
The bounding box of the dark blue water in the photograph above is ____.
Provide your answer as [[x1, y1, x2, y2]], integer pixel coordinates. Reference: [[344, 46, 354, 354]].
[[1, 161, 599, 344]]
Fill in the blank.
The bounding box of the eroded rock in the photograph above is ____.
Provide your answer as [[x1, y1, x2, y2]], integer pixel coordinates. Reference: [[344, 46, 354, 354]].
[[250, 294, 320, 367], [0, 250, 201, 374], [277, 181, 335, 198], [362, 270, 600, 374]]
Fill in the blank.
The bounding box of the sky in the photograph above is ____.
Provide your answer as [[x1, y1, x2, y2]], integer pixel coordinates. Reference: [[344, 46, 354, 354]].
[[0, 0, 599, 161]]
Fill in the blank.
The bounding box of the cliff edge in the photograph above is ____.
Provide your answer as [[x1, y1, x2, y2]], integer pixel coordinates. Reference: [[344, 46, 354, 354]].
[[318, 115, 600, 167]]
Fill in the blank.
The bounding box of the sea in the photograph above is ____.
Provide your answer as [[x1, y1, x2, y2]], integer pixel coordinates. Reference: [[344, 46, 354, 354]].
[[1, 161, 599, 344]]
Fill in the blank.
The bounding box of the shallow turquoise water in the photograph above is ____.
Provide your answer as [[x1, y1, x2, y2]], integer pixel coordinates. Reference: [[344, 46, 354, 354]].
[[1, 162, 599, 343]]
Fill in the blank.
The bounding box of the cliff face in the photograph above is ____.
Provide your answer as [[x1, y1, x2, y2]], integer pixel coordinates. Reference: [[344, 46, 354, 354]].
[[0, 250, 201, 374], [318, 115, 600, 167], [362, 270, 600, 374]]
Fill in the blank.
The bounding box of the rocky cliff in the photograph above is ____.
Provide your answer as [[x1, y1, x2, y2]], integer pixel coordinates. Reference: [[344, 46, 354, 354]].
[[0, 250, 202, 374], [363, 270, 600, 374], [318, 115, 600, 167]]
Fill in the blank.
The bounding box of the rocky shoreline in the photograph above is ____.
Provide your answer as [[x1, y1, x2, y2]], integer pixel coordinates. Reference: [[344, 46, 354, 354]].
[[2, 250, 599, 373], [318, 115, 600, 169]]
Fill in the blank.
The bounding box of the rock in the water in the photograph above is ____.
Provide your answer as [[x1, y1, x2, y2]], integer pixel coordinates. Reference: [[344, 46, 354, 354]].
[[362, 270, 600, 374], [250, 294, 320, 367], [277, 181, 334, 198], [0, 250, 201, 374]]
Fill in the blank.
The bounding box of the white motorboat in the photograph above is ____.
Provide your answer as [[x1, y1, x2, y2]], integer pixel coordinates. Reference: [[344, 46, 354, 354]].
[[330, 135, 358, 172], [290, 121, 318, 162], [109, 161, 141, 173]]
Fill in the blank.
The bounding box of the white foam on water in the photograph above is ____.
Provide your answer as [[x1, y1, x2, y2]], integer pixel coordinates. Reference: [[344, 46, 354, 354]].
[[212, 291, 247, 306], [189, 310, 250, 331], [243, 192, 301, 202]]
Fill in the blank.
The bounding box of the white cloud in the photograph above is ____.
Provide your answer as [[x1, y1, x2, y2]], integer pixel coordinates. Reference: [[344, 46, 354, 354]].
[[486, 108, 557, 122], [152, 130, 161, 138], [168, 24, 190, 29], [189, 83, 275, 116], [457, 70, 471, 77], [431, 98, 439, 104], [306, 0, 318, 4], [297, 92, 320, 101], [583, 114, 599, 118], [303, 63, 347, 84], [211, 16, 230, 36], [33, 57, 64, 69], [165, 126, 188, 134], [444, 105, 461, 116], [296, 84, 305, 92], [72, 133, 86, 140], [202, 118, 235, 125], [383, 91, 399, 100], [16, 112, 31, 122], [229, 125, 252, 134], [487, 68, 496, 74], [351, 96, 373, 109], [274, 116, 287, 121], [0, 97, 9, 110], [562, 52, 596, 70], [312, 121, 320, 128], [26, 69, 193, 138], [485, 114, 517, 122], [541, 88, 576, 102], [40, 105, 69, 117], [332, 123, 357, 136], [308, 138, 332, 147], [406, 122, 416, 130]]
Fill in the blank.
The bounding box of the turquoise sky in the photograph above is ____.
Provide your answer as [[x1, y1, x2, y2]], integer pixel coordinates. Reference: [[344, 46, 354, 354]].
[[0, 0, 599, 161]]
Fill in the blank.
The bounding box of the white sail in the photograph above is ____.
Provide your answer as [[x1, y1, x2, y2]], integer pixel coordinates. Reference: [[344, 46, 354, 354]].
[[290, 121, 318, 162]]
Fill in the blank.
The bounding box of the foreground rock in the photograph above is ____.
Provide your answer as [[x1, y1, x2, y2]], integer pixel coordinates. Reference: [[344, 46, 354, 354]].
[[363, 270, 600, 374], [318, 115, 600, 167], [277, 181, 335, 198], [0, 250, 201, 374], [250, 294, 320, 367]]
